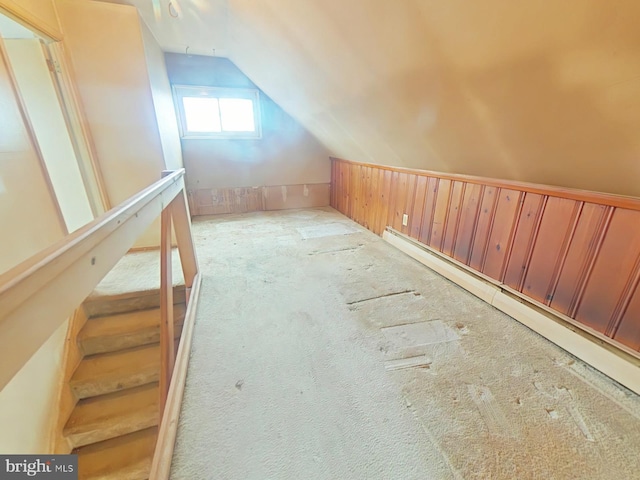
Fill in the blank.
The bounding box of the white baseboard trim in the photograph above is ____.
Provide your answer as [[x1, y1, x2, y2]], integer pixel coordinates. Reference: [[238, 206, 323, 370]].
[[382, 229, 640, 396]]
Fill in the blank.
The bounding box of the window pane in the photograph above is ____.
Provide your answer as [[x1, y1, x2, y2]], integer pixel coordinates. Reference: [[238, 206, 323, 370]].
[[219, 98, 255, 132], [183, 97, 221, 132]]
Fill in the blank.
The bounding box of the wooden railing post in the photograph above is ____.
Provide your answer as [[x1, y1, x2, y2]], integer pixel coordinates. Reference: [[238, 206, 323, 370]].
[[170, 189, 198, 304], [151, 170, 201, 479], [159, 171, 175, 415]]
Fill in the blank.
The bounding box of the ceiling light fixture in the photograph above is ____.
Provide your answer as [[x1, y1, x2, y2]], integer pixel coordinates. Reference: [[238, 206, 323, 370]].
[[168, 1, 181, 18]]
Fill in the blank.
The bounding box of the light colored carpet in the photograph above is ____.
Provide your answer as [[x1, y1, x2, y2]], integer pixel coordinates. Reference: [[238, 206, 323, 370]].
[[90, 250, 184, 299], [170, 207, 640, 480]]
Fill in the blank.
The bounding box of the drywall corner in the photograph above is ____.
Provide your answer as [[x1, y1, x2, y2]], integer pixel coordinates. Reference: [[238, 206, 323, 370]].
[[140, 19, 183, 170]]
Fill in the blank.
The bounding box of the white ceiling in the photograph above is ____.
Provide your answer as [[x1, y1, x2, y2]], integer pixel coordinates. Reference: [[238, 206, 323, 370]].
[[98, 0, 640, 197], [98, 0, 228, 56]]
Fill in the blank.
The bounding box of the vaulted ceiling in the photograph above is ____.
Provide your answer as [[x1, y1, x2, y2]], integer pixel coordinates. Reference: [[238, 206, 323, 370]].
[[102, 0, 640, 196]]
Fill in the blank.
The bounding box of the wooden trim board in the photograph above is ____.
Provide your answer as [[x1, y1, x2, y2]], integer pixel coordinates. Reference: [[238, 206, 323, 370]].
[[150, 272, 202, 480], [383, 229, 640, 396]]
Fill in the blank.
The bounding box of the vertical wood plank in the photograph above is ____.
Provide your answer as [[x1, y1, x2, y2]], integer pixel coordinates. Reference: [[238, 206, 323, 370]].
[[523, 197, 580, 303], [410, 176, 428, 240], [386, 171, 400, 229], [371, 168, 383, 234], [364, 166, 373, 229], [574, 208, 640, 335], [159, 205, 174, 415], [614, 283, 640, 350], [429, 179, 451, 251], [390, 172, 404, 231], [351, 164, 360, 225], [551, 203, 610, 316], [377, 169, 393, 233], [442, 181, 465, 256], [170, 190, 198, 291], [335, 161, 342, 214], [503, 193, 545, 290], [358, 165, 367, 226], [333, 160, 339, 209], [481, 189, 522, 281], [350, 163, 359, 221], [330, 159, 336, 208], [334, 161, 342, 213], [418, 177, 438, 245], [469, 186, 498, 272], [453, 183, 483, 265], [401, 174, 417, 236], [391, 172, 409, 231], [343, 162, 351, 217], [340, 160, 348, 215]]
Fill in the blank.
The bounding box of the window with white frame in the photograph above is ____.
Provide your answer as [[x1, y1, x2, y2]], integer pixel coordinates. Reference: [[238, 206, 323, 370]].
[[173, 85, 262, 139]]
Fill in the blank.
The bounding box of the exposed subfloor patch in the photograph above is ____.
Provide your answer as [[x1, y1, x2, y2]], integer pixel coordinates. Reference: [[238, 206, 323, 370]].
[[384, 355, 432, 371], [171, 207, 640, 480], [381, 320, 460, 350], [296, 222, 360, 239]]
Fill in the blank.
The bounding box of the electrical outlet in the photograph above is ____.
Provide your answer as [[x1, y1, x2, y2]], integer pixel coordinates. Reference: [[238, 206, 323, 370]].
[[402, 214, 409, 226]]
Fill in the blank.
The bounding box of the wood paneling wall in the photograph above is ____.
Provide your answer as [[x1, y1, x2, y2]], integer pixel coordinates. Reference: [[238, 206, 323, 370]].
[[331, 157, 640, 355]]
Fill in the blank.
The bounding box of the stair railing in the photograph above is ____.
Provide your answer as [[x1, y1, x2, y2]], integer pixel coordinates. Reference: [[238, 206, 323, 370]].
[[0, 168, 200, 478]]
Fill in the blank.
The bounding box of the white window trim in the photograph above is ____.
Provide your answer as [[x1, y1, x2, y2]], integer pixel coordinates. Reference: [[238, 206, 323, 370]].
[[172, 85, 262, 140]]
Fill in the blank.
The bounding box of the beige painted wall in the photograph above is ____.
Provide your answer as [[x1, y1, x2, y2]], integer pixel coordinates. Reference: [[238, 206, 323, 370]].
[[165, 54, 330, 191], [141, 21, 183, 171], [0, 319, 67, 453], [0, 17, 67, 452], [226, 0, 640, 197], [56, 0, 169, 247], [4, 38, 94, 233]]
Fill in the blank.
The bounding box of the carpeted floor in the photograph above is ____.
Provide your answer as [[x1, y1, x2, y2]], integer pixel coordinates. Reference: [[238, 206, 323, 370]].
[[168, 207, 640, 480]]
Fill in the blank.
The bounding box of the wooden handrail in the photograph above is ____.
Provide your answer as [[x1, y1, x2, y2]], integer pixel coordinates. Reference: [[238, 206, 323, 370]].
[[0, 169, 190, 391], [331, 157, 640, 211]]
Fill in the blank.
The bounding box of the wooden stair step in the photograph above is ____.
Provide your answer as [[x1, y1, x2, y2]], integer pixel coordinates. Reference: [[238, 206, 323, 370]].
[[76, 427, 157, 480], [64, 383, 159, 448], [71, 345, 160, 399], [79, 306, 186, 356], [84, 286, 186, 318]]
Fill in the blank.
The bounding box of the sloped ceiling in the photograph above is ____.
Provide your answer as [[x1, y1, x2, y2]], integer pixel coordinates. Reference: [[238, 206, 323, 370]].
[[105, 0, 640, 196]]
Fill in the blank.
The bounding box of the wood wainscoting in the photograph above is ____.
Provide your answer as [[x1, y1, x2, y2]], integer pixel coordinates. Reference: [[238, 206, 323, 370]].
[[188, 183, 330, 216], [330, 157, 640, 356]]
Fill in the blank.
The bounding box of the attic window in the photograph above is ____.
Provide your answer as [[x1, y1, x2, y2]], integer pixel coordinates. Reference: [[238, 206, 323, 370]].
[[173, 85, 261, 139]]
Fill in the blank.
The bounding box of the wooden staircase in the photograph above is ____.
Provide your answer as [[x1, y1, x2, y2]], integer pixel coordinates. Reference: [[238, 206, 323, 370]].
[[62, 288, 186, 480], [0, 170, 199, 480]]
